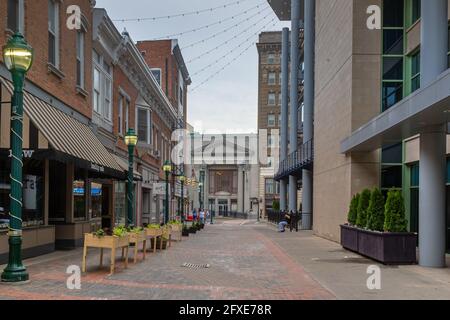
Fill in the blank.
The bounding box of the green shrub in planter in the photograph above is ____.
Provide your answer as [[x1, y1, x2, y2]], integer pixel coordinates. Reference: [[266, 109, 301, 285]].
[[366, 188, 385, 231], [384, 189, 408, 232], [356, 189, 371, 229], [347, 193, 360, 226]]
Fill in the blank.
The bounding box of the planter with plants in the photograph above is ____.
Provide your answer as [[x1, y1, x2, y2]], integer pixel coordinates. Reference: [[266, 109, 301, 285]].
[[145, 224, 163, 253], [189, 222, 197, 234], [82, 226, 130, 274], [128, 227, 147, 263], [182, 224, 190, 237], [154, 225, 171, 250], [168, 221, 183, 241], [341, 188, 417, 265]]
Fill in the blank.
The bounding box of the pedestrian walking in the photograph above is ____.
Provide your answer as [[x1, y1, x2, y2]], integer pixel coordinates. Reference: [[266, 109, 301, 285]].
[[199, 209, 205, 224]]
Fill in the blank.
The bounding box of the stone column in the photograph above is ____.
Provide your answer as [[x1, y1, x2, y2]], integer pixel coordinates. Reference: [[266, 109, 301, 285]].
[[238, 168, 244, 213], [418, 0, 448, 268], [301, 0, 315, 229], [289, 0, 301, 212], [280, 27, 290, 211]]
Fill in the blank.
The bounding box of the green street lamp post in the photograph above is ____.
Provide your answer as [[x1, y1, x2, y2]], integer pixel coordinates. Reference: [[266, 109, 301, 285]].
[[124, 129, 138, 227], [163, 161, 172, 224], [179, 176, 185, 222], [1, 33, 34, 283]]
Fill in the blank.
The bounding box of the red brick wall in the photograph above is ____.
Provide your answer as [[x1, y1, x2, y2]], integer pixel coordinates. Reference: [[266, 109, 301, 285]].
[[1, 0, 93, 119], [136, 40, 179, 110]]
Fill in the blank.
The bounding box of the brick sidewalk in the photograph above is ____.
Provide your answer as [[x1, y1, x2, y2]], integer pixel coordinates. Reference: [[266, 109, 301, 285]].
[[0, 220, 335, 300]]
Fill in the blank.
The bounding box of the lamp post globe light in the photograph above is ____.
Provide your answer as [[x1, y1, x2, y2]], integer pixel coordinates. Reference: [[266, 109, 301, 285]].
[[163, 161, 172, 224], [125, 129, 138, 227], [179, 175, 186, 222], [1, 33, 34, 283]]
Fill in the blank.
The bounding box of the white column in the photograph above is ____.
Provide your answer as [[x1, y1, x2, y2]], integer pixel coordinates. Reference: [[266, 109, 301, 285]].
[[418, 0, 448, 268]]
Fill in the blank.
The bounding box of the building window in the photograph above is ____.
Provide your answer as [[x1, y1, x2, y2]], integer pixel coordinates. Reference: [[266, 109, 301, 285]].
[[411, 51, 420, 92], [92, 51, 113, 122], [7, 0, 24, 33], [268, 114, 276, 127], [278, 93, 282, 106], [118, 96, 124, 135], [76, 30, 85, 89], [138, 108, 151, 144], [93, 68, 101, 113], [411, 0, 421, 25], [48, 0, 60, 68], [151, 68, 162, 86], [267, 53, 275, 64], [114, 182, 126, 226], [125, 99, 129, 132], [268, 93, 276, 106], [265, 179, 274, 194], [382, 0, 404, 112], [268, 72, 276, 85], [104, 77, 112, 121], [179, 87, 184, 106]]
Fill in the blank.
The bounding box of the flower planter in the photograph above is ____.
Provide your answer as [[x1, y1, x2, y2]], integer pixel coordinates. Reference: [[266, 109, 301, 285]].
[[169, 224, 182, 241], [189, 227, 197, 234], [129, 231, 147, 263], [151, 237, 168, 250], [82, 233, 130, 274], [146, 228, 163, 253], [340, 224, 359, 253], [182, 229, 190, 237], [340, 225, 417, 265]]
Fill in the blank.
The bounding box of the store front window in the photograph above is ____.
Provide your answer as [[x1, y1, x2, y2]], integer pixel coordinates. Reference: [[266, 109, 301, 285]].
[[0, 159, 44, 229], [114, 182, 126, 226], [91, 182, 102, 219]]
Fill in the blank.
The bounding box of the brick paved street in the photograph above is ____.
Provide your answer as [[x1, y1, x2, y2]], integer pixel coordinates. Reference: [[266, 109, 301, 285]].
[[0, 219, 450, 300]]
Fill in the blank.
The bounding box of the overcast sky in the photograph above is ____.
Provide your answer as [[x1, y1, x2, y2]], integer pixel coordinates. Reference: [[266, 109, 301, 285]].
[[95, 0, 288, 134]]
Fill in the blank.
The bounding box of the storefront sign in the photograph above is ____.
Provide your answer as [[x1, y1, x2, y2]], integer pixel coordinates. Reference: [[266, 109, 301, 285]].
[[8, 149, 35, 158], [153, 183, 168, 196], [90, 163, 105, 172]]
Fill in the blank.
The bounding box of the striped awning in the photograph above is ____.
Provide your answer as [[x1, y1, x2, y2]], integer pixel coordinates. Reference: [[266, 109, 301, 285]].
[[1, 77, 124, 176]]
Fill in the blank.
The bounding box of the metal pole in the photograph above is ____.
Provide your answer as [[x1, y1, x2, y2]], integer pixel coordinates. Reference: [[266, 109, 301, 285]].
[[127, 144, 134, 227], [180, 180, 184, 222], [165, 171, 169, 224], [1, 71, 29, 282]]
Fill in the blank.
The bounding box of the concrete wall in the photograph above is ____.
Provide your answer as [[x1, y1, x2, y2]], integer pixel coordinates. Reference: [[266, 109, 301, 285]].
[[313, 0, 381, 242]]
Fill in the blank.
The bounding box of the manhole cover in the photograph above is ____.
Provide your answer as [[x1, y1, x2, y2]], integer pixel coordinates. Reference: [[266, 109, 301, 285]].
[[181, 262, 210, 269]]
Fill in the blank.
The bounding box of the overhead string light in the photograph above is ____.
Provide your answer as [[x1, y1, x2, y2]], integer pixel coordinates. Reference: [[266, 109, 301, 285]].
[[190, 17, 277, 77], [182, 6, 271, 50], [190, 19, 279, 92], [186, 12, 274, 64], [147, 2, 267, 40], [113, 0, 255, 22]]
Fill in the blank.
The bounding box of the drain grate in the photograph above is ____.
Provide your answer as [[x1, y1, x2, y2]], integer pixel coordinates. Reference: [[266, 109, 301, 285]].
[[181, 262, 210, 269]]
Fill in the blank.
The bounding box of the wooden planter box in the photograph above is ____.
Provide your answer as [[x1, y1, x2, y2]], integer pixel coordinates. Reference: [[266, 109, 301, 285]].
[[145, 228, 163, 253], [340, 225, 417, 265], [128, 231, 147, 263], [82, 233, 130, 275], [169, 224, 182, 241], [151, 237, 168, 250]]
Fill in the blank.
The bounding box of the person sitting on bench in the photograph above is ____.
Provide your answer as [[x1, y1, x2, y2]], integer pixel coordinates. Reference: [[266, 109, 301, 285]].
[[278, 211, 291, 232]]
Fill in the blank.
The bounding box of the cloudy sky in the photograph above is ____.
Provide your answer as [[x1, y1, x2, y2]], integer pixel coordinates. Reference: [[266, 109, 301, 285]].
[[95, 0, 288, 134]]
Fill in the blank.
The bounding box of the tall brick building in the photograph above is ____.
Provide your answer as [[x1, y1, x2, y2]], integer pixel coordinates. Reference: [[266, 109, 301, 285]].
[[256, 32, 282, 217]]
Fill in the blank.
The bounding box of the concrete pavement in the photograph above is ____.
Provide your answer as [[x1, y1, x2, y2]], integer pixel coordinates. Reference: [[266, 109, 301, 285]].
[[0, 219, 449, 300]]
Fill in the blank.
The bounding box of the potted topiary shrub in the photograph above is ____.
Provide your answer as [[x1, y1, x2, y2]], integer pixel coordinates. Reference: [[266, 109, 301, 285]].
[[189, 222, 197, 234], [340, 193, 361, 252], [345, 189, 417, 265], [356, 189, 371, 229]]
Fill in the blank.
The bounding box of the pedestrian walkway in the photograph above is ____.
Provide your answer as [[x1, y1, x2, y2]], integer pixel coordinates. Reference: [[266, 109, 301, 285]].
[[0, 220, 449, 300]]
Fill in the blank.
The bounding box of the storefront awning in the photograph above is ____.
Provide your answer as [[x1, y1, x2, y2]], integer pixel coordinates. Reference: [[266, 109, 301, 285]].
[[112, 154, 142, 181], [1, 78, 124, 178]]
